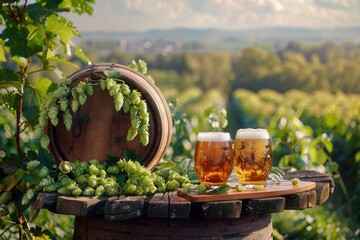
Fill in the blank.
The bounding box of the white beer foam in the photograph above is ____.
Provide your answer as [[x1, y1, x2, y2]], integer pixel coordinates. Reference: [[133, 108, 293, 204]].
[[197, 132, 231, 142], [236, 128, 269, 139]]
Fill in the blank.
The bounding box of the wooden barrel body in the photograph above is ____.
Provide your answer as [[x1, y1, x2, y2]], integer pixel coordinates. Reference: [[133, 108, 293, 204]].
[[48, 63, 172, 169], [73, 214, 273, 240]]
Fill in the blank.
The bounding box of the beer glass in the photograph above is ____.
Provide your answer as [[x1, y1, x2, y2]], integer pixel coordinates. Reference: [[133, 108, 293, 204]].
[[194, 132, 233, 186], [233, 128, 272, 187]]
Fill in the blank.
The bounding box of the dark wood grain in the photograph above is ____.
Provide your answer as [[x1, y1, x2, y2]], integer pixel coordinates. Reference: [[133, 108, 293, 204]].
[[104, 195, 148, 221], [56, 196, 107, 216]]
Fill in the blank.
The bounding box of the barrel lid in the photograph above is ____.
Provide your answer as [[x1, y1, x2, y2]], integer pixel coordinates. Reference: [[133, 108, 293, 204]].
[[48, 63, 172, 169]]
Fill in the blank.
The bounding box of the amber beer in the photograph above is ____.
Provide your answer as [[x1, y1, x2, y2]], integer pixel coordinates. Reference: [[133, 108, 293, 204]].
[[194, 132, 233, 186], [233, 129, 272, 186]]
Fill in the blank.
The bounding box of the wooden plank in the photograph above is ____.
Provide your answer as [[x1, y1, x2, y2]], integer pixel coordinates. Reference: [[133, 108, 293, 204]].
[[32, 192, 59, 211], [242, 197, 285, 215], [56, 196, 107, 216], [315, 182, 330, 205], [191, 200, 242, 219], [284, 170, 335, 194], [147, 193, 169, 218], [178, 181, 316, 203], [169, 192, 191, 219], [284, 190, 317, 210], [104, 195, 148, 221]]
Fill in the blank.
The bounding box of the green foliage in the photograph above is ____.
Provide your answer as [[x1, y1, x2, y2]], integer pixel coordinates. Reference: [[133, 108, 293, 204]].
[[230, 88, 360, 239], [0, 0, 95, 239]]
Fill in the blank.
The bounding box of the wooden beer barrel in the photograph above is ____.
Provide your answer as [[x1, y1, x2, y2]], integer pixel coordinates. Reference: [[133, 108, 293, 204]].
[[48, 63, 172, 169]]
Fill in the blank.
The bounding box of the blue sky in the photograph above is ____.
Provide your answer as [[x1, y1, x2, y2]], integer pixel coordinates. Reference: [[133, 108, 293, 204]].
[[66, 0, 360, 32]]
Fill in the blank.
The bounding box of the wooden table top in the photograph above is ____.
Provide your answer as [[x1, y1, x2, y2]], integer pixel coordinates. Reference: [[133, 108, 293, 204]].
[[34, 170, 334, 221]]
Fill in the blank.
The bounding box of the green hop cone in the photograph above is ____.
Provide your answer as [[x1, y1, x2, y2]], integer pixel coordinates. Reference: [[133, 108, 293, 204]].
[[71, 99, 79, 112], [76, 174, 90, 188], [40, 135, 50, 149], [235, 184, 246, 192], [99, 170, 107, 178], [120, 84, 130, 96], [72, 188, 82, 197], [85, 84, 94, 96], [197, 184, 207, 194], [102, 178, 117, 189], [83, 187, 95, 197], [130, 90, 141, 105], [166, 180, 180, 192], [124, 182, 137, 195], [75, 84, 85, 94], [0, 191, 12, 205], [0, 205, 9, 216], [106, 165, 120, 175], [105, 187, 119, 197], [127, 127, 138, 142], [291, 178, 300, 185], [114, 92, 124, 111], [78, 94, 87, 105], [22, 189, 35, 205], [87, 175, 98, 188], [123, 160, 137, 175], [59, 174, 72, 186], [95, 185, 105, 196], [58, 98, 69, 112], [38, 176, 54, 188], [156, 183, 166, 193], [35, 167, 49, 179], [253, 185, 265, 191], [26, 160, 41, 171], [58, 161, 74, 174], [100, 80, 106, 90], [181, 184, 192, 194], [89, 164, 100, 176], [63, 110, 73, 131], [43, 184, 58, 192], [123, 98, 131, 113]]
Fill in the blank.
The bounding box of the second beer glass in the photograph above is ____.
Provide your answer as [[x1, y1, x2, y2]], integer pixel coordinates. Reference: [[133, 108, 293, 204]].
[[194, 132, 233, 186], [233, 128, 272, 187]]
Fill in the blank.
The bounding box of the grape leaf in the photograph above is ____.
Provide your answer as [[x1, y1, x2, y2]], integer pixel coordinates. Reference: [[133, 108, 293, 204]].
[[0, 67, 20, 91], [45, 14, 75, 43], [22, 86, 40, 127], [0, 26, 28, 57], [104, 70, 121, 79], [28, 0, 66, 24], [35, 77, 55, 104]]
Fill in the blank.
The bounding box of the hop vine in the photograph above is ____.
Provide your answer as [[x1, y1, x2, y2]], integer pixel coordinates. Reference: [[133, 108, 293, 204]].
[[35, 70, 150, 148]]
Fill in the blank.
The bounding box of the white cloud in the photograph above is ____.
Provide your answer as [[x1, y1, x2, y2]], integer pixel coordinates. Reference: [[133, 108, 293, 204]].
[[65, 0, 360, 31]]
